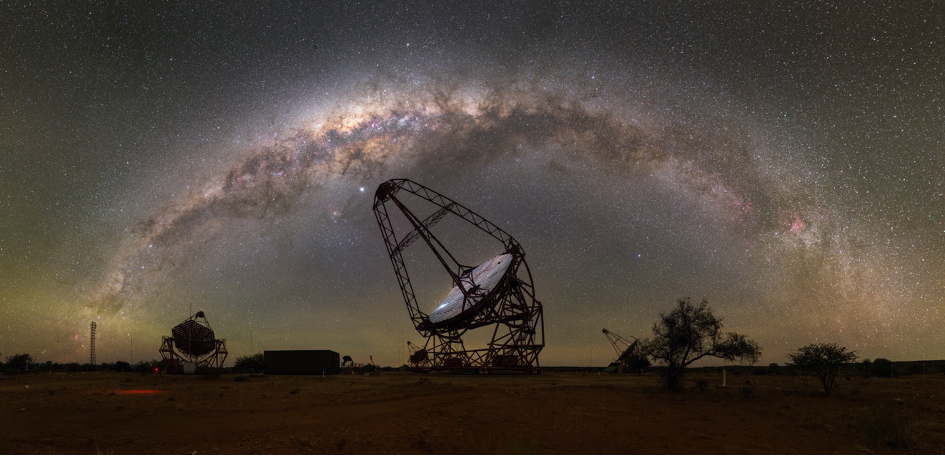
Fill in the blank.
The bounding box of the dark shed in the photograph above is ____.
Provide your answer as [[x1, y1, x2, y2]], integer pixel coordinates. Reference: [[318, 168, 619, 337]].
[[264, 350, 340, 375]]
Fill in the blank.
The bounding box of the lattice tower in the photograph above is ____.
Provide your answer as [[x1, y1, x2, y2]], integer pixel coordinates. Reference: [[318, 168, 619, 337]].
[[90, 321, 97, 365]]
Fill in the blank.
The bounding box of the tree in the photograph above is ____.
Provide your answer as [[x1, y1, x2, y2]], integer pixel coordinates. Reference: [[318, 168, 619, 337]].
[[233, 353, 266, 373], [5, 353, 33, 370], [787, 343, 857, 395], [642, 298, 760, 390], [627, 352, 651, 375]]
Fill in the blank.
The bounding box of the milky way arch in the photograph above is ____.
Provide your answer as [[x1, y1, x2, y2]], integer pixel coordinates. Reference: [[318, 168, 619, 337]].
[[80, 82, 906, 355]]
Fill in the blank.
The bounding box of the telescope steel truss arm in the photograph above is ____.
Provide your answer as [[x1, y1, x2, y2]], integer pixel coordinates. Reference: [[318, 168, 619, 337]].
[[374, 179, 525, 335], [602, 328, 639, 363]]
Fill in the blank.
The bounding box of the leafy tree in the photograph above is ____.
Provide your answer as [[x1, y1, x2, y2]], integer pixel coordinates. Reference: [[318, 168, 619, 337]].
[[641, 298, 761, 390], [627, 352, 651, 375], [787, 343, 857, 395], [5, 353, 33, 370], [233, 353, 266, 373]]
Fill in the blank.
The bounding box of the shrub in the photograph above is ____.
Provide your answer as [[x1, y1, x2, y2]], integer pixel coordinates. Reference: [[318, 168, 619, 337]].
[[4, 354, 32, 371], [233, 353, 266, 373], [871, 358, 894, 378]]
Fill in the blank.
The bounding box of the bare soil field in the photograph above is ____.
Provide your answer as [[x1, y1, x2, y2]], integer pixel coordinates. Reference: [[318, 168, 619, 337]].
[[0, 370, 943, 454]]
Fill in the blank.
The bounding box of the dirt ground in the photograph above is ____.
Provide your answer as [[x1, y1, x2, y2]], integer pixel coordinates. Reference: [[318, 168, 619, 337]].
[[0, 370, 943, 454]]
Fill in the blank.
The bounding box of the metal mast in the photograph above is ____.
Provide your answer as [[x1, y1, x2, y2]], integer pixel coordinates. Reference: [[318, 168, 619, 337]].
[[90, 321, 97, 365]]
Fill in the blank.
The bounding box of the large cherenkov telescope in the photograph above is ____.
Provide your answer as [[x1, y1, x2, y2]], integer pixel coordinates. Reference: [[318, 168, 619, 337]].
[[373, 179, 544, 373], [158, 311, 228, 373]]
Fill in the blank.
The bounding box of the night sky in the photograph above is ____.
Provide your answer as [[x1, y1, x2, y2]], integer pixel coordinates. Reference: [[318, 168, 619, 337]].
[[2, 1, 942, 367]]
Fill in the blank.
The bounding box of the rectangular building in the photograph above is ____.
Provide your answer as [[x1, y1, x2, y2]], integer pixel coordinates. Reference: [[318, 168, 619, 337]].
[[264, 350, 340, 375]]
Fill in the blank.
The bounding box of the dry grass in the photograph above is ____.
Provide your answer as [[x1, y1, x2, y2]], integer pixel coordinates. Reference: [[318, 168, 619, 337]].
[[851, 405, 940, 453], [1, 371, 943, 454], [497, 434, 542, 454]]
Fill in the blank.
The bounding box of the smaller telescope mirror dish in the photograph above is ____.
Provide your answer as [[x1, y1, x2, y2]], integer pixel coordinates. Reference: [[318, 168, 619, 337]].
[[429, 253, 512, 324]]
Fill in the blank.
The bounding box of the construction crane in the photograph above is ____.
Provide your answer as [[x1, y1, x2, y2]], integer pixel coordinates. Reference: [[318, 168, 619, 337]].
[[602, 328, 640, 374]]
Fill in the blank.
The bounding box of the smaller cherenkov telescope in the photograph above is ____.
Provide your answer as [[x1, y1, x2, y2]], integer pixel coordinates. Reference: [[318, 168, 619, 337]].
[[374, 179, 544, 373], [159, 311, 228, 373], [602, 328, 640, 373]]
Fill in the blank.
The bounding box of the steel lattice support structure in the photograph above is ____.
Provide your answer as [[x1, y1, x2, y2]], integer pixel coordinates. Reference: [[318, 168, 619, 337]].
[[407, 341, 431, 369], [374, 179, 544, 373], [159, 311, 228, 374], [90, 321, 96, 365]]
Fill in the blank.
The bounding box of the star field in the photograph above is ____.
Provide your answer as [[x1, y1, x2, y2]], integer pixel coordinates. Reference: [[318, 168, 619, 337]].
[[1, 1, 942, 366]]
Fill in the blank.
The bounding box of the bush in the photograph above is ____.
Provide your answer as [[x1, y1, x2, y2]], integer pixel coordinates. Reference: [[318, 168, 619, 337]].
[[696, 380, 709, 392], [871, 358, 894, 378], [4, 354, 32, 371], [233, 353, 266, 373]]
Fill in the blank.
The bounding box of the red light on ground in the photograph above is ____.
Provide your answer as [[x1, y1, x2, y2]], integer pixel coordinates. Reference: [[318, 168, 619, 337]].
[[115, 390, 164, 395]]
